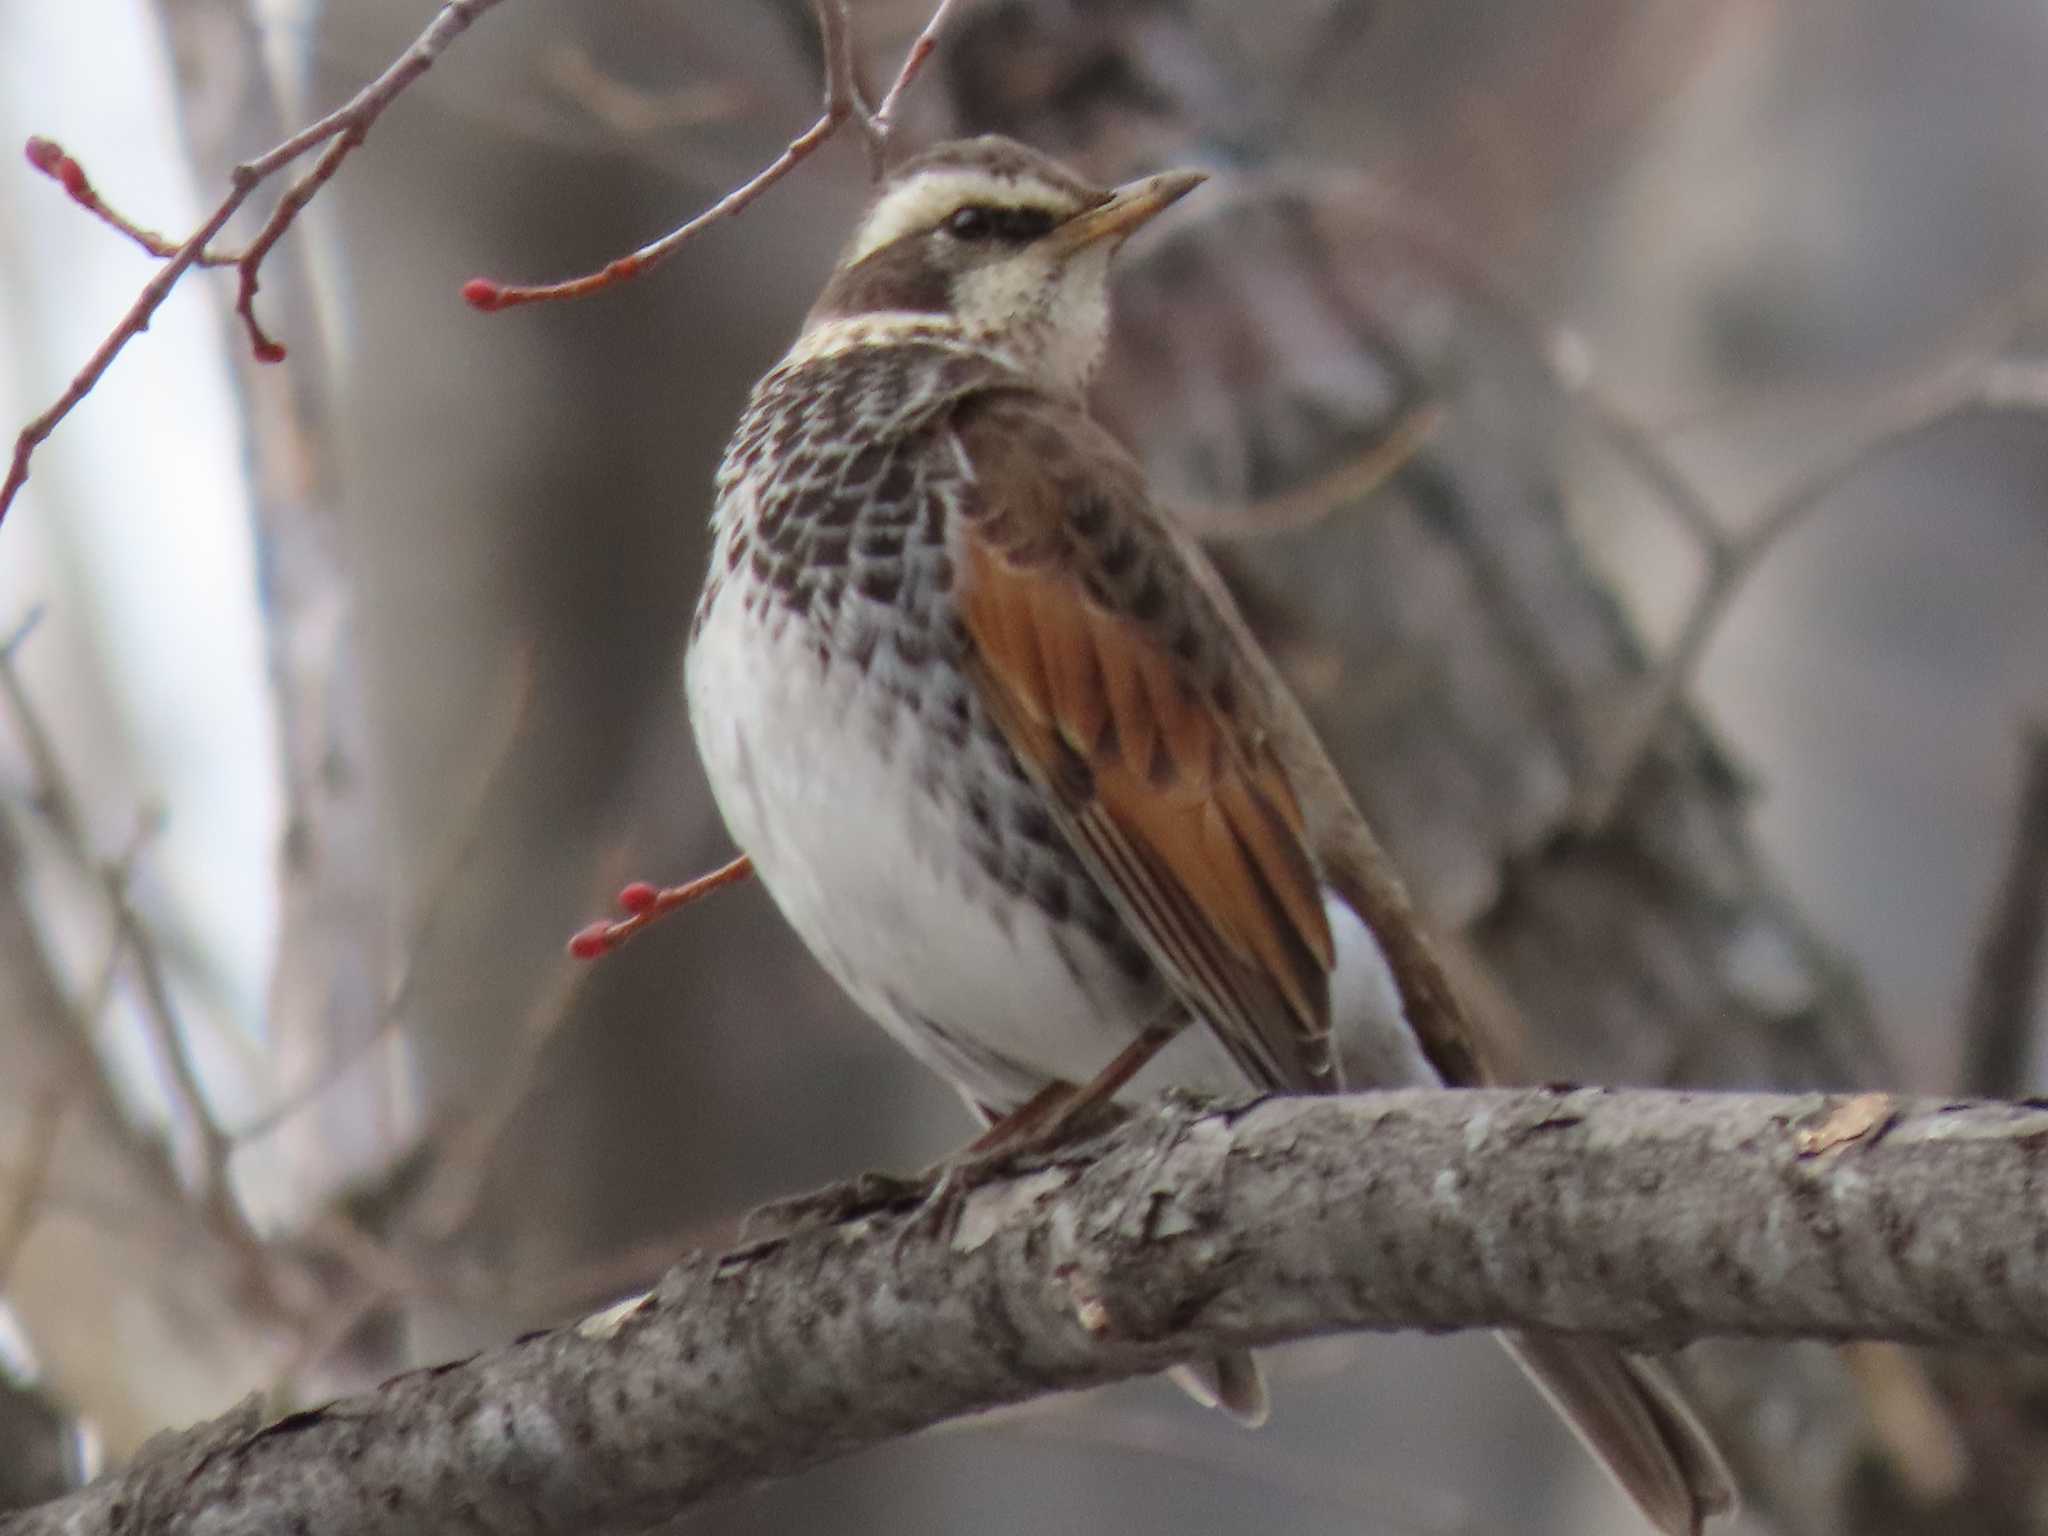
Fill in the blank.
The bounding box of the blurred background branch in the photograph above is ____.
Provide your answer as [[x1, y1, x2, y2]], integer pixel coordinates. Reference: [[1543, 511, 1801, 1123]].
[[1960, 725, 2048, 1100]]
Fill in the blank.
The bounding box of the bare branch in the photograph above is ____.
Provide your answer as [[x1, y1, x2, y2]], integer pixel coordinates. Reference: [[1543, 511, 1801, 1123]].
[[22, 138, 239, 267], [0, 624, 106, 855], [403, 957, 589, 1242], [814, 0, 884, 175], [0, 638, 240, 1223], [9, 0, 969, 517], [566, 852, 753, 960], [229, 652, 533, 1146], [458, 109, 844, 312], [8, 1086, 2048, 1536], [4, 157, 256, 525], [461, 0, 961, 311], [539, 45, 750, 139], [462, 80, 851, 308], [1176, 403, 1444, 542], [870, 0, 969, 138], [0, 1089, 69, 1291], [1575, 358, 2036, 827], [1960, 724, 2048, 1098], [0, 733, 321, 1380], [100, 837, 239, 1216], [1236, 173, 2048, 840], [2, 0, 508, 525]]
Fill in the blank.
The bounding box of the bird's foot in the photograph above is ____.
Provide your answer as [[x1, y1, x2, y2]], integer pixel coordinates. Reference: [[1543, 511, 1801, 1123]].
[[892, 1160, 975, 1259], [737, 1095, 1133, 1253], [738, 1169, 934, 1243]]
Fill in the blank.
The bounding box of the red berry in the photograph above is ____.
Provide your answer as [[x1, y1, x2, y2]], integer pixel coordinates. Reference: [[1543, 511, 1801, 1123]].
[[568, 923, 613, 960], [461, 277, 505, 312], [56, 157, 89, 203], [618, 881, 659, 913], [24, 138, 91, 204]]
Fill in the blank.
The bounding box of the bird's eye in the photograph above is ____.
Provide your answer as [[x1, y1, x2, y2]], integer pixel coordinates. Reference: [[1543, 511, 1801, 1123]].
[[945, 206, 995, 240], [943, 206, 1057, 243]]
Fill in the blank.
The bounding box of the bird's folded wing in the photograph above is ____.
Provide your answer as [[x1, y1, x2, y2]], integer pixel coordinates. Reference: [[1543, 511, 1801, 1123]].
[[948, 390, 1334, 1092]]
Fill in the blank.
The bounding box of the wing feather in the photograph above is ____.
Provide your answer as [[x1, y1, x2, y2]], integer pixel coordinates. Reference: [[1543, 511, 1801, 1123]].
[[951, 392, 1335, 1091], [1042, 594, 1112, 752]]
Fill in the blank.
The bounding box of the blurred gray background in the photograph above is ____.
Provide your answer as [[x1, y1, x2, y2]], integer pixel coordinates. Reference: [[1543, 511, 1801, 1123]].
[[3, 1, 2047, 1532]]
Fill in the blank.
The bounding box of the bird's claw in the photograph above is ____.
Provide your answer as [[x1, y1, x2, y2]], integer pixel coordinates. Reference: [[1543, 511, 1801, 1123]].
[[739, 1168, 934, 1242]]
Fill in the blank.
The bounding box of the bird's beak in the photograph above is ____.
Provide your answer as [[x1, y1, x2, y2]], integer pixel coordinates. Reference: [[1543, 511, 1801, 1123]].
[[1051, 168, 1207, 253]]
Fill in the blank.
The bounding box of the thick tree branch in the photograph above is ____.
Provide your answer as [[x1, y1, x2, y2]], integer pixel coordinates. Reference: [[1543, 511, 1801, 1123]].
[[9, 1086, 2048, 1536]]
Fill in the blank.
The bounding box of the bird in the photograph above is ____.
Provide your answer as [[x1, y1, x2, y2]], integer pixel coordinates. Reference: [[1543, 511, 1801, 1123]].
[[683, 133, 1734, 1535]]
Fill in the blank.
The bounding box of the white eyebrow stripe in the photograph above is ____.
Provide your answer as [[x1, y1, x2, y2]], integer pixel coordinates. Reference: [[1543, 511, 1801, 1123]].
[[844, 171, 1072, 264]]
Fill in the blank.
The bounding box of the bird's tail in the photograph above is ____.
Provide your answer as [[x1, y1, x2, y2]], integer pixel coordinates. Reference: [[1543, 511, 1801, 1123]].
[[1499, 1331, 1736, 1535], [1169, 1333, 1729, 1533]]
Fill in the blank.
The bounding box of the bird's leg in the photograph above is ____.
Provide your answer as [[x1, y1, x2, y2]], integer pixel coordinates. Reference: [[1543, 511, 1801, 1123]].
[[898, 1020, 1186, 1249], [1045, 1017, 1186, 1133], [965, 1080, 1079, 1154], [971, 1019, 1185, 1157], [752, 1024, 1189, 1246]]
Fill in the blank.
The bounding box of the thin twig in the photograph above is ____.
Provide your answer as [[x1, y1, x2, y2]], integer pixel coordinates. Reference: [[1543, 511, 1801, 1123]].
[[229, 130, 358, 362], [815, 0, 884, 175], [406, 956, 591, 1242], [4, 167, 259, 526], [1960, 725, 2048, 1098], [310, 1208, 436, 1298], [1574, 361, 1994, 827], [1182, 402, 1444, 540], [0, 630, 88, 844], [488, 1217, 743, 1320], [266, 1281, 392, 1410], [0, 638, 241, 1219], [1570, 384, 1733, 564], [462, 0, 963, 311], [0, 606, 45, 660], [1228, 172, 2048, 835], [102, 837, 238, 1207], [23, 138, 239, 266], [869, 0, 968, 139], [566, 853, 754, 960], [459, 112, 847, 312], [268, 1209, 444, 1407], [0, 1089, 70, 1291], [1224, 168, 1740, 563], [461, 1, 868, 312], [1630, 270, 2048, 443], [540, 45, 750, 139], [3, 0, 509, 526], [231, 651, 535, 1144]]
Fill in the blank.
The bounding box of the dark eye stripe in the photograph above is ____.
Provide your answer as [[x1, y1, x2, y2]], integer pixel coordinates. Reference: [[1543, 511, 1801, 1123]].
[[944, 205, 1058, 243]]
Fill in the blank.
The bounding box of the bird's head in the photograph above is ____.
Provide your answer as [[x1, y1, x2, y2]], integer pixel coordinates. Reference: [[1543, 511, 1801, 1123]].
[[801, 136, 1205, 396]]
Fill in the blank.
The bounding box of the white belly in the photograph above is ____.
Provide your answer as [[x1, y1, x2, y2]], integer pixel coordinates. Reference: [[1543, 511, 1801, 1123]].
[[687, 585, 1437, 1112], [688, 592, 1259, 1112]]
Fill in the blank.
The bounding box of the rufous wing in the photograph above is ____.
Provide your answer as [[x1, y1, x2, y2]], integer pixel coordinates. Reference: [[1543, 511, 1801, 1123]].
[[950, 391, 1335, 1092]]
